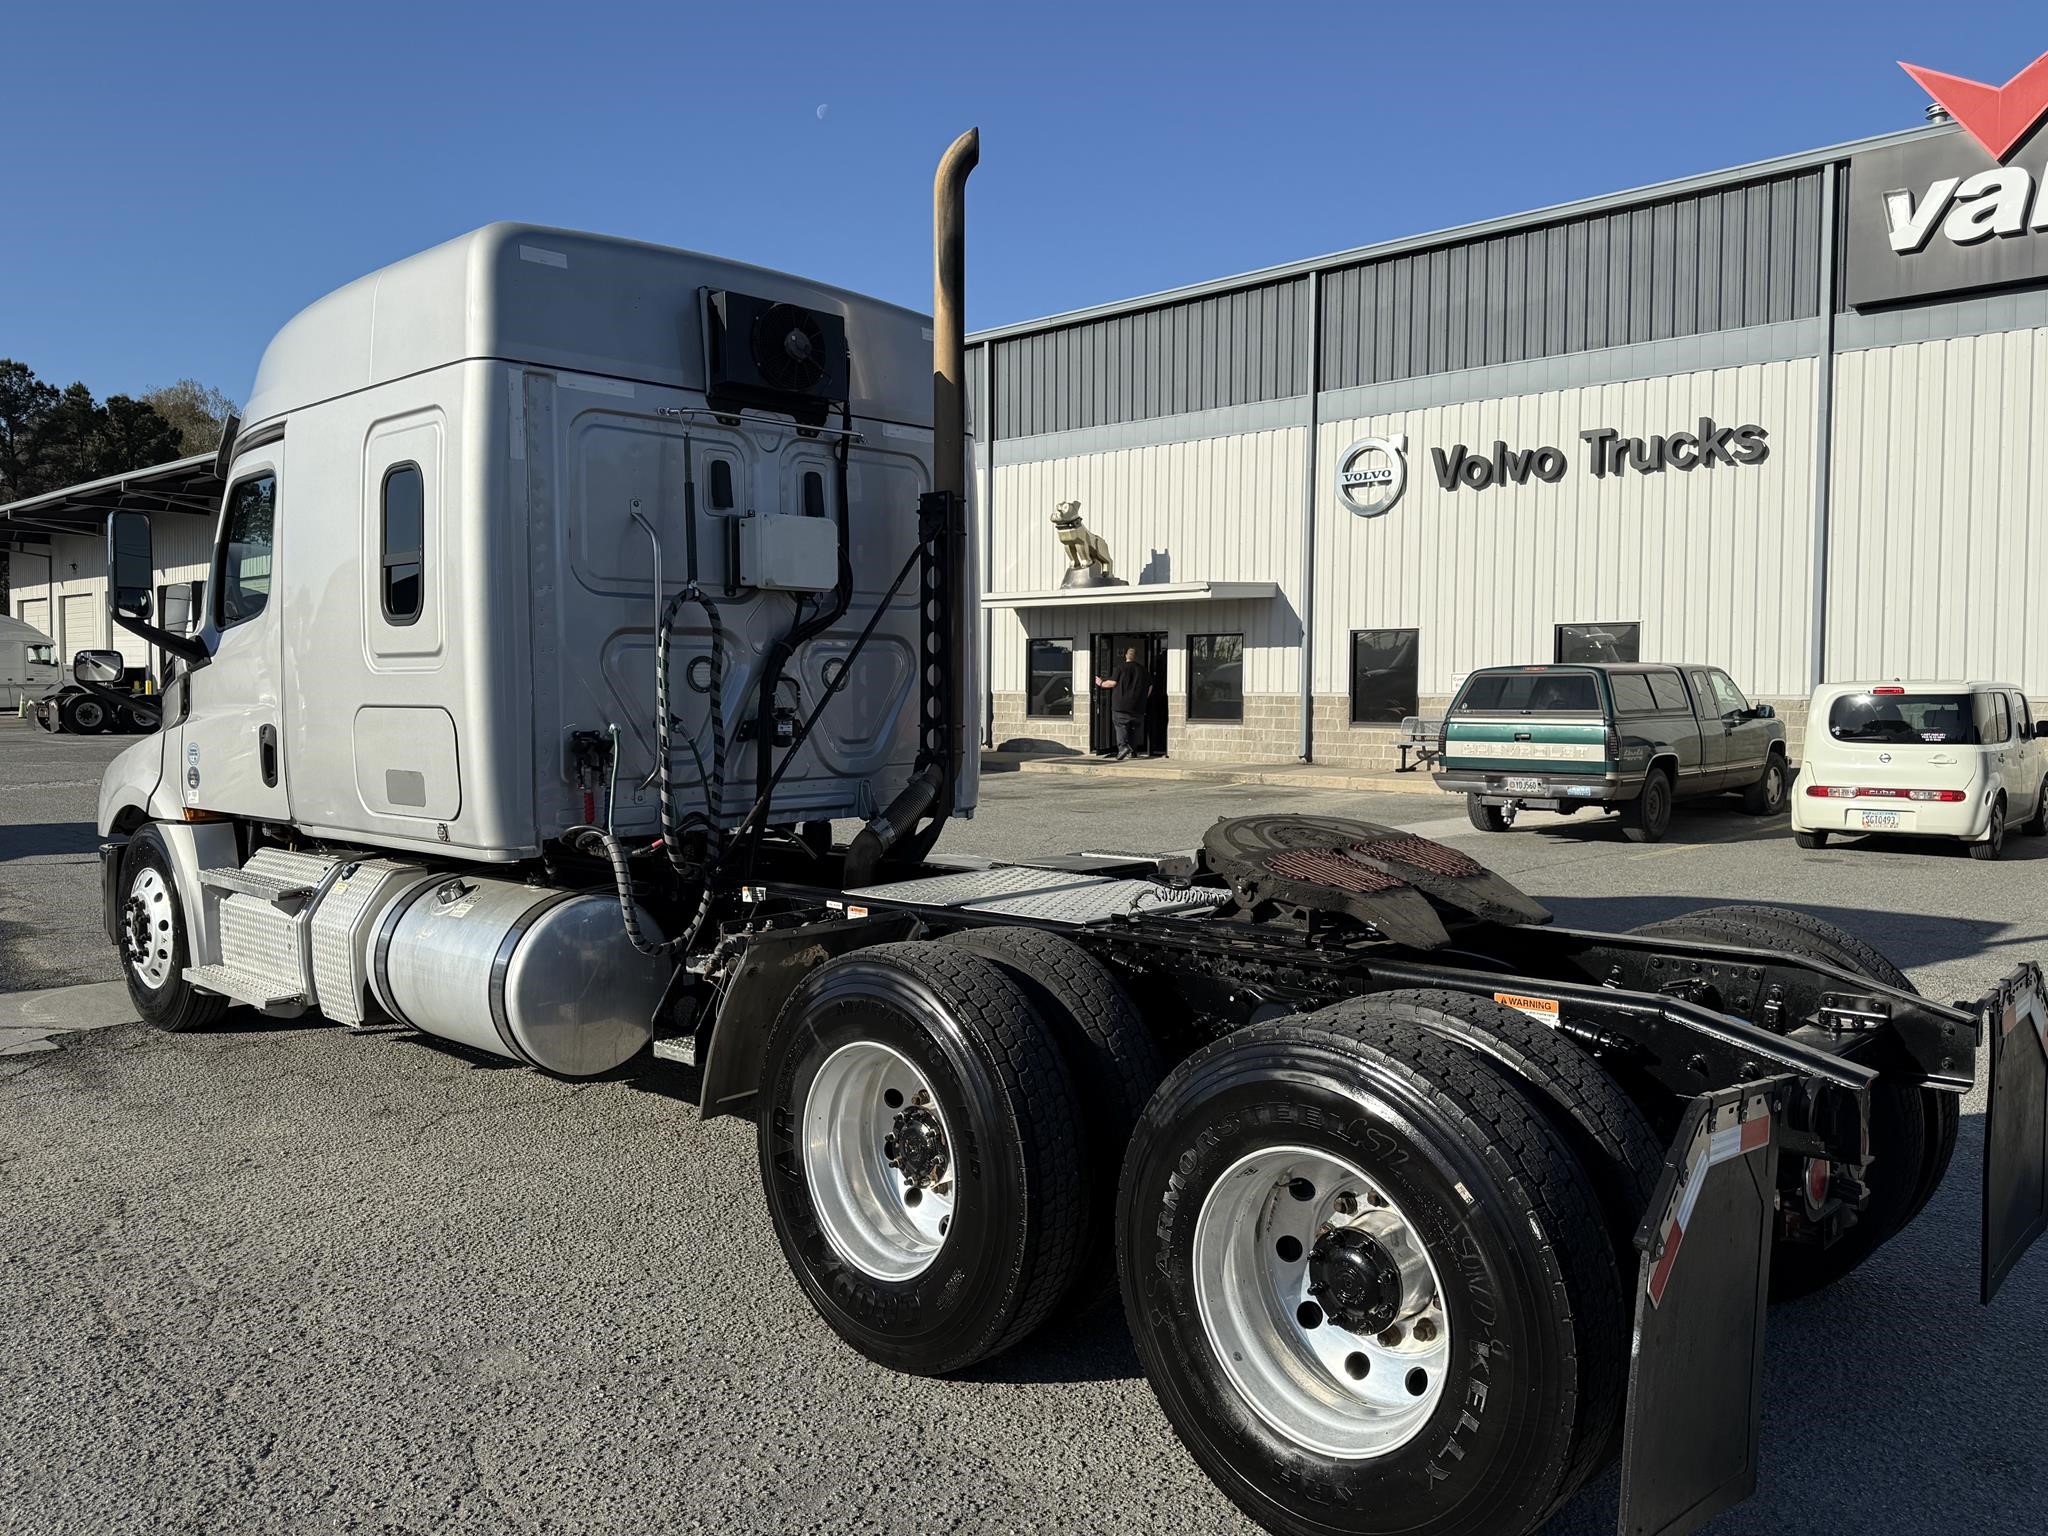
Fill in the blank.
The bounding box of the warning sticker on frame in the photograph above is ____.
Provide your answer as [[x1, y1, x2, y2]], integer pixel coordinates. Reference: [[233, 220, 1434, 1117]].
[[1493, 992, 1560, 1022]]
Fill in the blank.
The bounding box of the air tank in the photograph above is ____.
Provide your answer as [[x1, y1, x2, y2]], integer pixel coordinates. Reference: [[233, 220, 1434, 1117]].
[[368, 874, 667, 1077]]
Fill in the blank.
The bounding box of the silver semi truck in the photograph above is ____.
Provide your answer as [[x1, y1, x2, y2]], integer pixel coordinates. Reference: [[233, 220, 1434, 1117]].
[[93, 133, 2047, 1536]]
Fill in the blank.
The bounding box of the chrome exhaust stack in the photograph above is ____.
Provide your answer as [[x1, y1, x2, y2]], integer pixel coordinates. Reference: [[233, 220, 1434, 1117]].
[[844, 128, 979, 889]]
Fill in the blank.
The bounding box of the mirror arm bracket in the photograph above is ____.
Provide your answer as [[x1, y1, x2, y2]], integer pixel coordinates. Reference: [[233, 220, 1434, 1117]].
[[110, 610, 208, 665]]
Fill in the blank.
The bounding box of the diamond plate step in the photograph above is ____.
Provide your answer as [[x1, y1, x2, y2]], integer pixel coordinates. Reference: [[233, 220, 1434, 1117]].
[[199, 867, 314, 907], [183, 963, 306, 1009], [651, 1035, 698, 1066]]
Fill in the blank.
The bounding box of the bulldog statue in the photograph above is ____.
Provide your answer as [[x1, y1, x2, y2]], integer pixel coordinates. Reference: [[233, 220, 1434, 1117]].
[[1051, 500, 1122, 588]]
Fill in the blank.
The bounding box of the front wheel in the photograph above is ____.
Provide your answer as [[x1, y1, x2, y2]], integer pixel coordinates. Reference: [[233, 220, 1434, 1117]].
[[1119, 1013, 1624, 1536], [1466, 795, 1512, 832], [756, 942, 1085, 1376], [1969, 797, 2006, 861], [2022, 778, 2048, 837], [120, 826, 229, 1032]]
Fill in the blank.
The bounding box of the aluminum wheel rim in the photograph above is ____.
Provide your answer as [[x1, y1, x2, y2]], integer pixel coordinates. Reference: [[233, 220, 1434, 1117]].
[[1194, 1145, 1451, 1460], [802, 1040, 955, 1282], [124, 867, 176, 990], [74, 700, 105, 730]]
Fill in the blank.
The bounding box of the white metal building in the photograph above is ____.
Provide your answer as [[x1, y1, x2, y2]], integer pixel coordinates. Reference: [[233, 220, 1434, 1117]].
[[966, 106, 2048, 767]]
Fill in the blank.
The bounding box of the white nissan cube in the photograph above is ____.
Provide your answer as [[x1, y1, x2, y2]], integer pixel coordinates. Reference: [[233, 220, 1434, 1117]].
[[1793, 682, 2048, 859]]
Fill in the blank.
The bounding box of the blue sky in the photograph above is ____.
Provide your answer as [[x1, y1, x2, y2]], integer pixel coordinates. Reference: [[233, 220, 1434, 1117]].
[[4, 1, 2043, 405]]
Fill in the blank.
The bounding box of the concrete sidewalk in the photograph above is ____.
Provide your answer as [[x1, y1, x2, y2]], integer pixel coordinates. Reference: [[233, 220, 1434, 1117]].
[[0, 980, 137, 1056], [983, 750, 1443, 795]]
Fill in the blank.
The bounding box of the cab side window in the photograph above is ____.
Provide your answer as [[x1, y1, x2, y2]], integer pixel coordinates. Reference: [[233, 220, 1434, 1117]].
[[1708, 670, 1750, 717], [2013, 693, 2032, 739], [216, 472, 277, 627]]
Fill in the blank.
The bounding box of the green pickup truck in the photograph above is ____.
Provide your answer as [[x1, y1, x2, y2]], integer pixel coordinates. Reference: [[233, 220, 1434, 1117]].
[[1434, 662, 1789, 842]]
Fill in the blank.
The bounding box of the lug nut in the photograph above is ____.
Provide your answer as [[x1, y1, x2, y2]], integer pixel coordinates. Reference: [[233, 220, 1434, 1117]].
[[1367, 1190, 1388, 1208], [1377, 1325, 1404, 1348], [1332, 1191, 1358, 1216], [1413, 1318, 1438, 1343]]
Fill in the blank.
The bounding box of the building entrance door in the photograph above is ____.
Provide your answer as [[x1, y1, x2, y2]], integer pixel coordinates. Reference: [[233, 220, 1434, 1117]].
[[1089, 631, 1168, 757]]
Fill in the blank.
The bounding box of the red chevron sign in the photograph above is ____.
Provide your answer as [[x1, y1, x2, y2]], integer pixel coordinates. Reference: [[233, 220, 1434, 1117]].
[[1900, 50, 2048, 163]]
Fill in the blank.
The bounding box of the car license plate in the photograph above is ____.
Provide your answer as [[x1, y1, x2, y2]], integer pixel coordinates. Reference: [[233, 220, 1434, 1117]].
[[1858, 810, 1902, 830], [1504, 776, 1543, 793]]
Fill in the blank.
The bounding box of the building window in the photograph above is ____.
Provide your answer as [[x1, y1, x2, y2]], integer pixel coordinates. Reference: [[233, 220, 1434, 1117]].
[[1350, 629, 1418, 724], [215, 472, 276, 628], [1187, 633, 1244, 722], [380, 463, 425, 624], [1027, 638, 1074, 718], [1555, 622, 1639, 664]]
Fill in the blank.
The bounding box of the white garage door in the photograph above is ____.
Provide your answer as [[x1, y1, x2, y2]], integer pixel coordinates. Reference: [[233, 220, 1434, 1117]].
[[60, 593, 100, 662], [16, 597, 49, 640]]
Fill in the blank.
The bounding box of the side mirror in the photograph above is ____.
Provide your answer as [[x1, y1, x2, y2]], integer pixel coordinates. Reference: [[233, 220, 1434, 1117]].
[[1752, 703, 1776, 720], [108, 510, 155, 624], [104, 509, 208, 664], [73, 649, 125, 684], [2035, 720, 2048, 740]]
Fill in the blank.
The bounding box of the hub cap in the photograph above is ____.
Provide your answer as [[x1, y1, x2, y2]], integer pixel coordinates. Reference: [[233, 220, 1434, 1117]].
[[1193, 1146, 1450, 1459], [802, 1040, 954, 1282], [123, 868, 175, 990]]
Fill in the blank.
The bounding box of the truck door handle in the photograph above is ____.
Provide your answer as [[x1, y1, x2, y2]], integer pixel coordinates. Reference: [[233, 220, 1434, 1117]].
[[259, 724, 279, 788]]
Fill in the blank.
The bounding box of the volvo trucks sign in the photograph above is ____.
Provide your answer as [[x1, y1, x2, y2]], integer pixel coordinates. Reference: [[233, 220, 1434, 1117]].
[[1845, 50, 2048, 308], [1338, 421, 1769, 512]]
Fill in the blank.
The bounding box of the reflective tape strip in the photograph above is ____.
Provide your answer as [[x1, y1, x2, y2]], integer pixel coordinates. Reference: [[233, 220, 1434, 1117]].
[[1647, 1110, 1772, 1309]]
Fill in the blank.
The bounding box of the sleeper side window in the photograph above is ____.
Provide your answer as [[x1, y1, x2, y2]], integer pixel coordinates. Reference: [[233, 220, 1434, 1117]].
[[215, 472, 277, 628], [380, 464, 425, 625]]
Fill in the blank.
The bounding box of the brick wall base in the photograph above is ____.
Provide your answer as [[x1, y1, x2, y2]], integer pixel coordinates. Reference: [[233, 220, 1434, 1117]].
[[992, 691, 1817, 769]]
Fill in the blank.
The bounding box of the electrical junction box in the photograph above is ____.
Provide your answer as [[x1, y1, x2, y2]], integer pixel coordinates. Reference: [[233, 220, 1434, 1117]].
[[737, 511, 840, 592]]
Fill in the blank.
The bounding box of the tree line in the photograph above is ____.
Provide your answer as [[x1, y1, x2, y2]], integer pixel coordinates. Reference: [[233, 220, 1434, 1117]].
[[1, 360, 239, 616], [0, 360, 238, 505]]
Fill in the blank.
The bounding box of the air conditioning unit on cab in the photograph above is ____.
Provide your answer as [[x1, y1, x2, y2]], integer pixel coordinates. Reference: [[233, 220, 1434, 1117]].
[[703, 289, 850, 427]]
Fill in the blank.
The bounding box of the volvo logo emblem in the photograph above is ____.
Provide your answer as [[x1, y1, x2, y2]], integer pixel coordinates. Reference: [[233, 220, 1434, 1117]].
[[1336, 434, 1409, 518]]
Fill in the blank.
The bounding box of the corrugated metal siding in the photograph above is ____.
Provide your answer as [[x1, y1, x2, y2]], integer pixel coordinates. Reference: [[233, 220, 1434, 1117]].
[[1311, 358, 1819, 699], [1322, 172, 1824, 391], [993, 280, 1310, 439], [988, 428, 1306, 699], [1827, 328, 2048, 691]]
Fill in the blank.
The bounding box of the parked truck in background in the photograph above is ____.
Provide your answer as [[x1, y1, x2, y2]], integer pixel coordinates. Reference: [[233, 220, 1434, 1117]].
[[1436, 662, 1790, 841], [0, 613, 58, 712], [85, 134, 2047, 1536]]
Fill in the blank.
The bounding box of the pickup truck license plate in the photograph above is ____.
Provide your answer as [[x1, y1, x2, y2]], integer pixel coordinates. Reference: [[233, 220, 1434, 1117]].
[[1504, 776, 1543, 793], [1858, 810, 1902, 830]]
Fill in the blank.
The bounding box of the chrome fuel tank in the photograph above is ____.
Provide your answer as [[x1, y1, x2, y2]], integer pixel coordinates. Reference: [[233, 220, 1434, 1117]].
[[369, 874, 667, 1077]]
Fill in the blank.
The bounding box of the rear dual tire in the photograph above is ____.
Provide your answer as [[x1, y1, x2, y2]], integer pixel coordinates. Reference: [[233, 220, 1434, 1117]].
[[757, 930, 1158, 1374], [1627, 903, 1954, 1299], [1119, 1003, 1630, 1536]]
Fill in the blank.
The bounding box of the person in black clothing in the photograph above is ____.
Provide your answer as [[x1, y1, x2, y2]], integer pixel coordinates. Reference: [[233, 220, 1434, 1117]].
[[1094, 646, 1150, 760]]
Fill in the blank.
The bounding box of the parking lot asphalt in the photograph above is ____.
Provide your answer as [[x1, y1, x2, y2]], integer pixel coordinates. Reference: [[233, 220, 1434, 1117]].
[[3, 727, 2044, 1534]]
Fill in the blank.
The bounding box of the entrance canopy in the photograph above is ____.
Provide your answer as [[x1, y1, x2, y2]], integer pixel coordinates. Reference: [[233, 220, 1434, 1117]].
[[0, 453, 221, 542]]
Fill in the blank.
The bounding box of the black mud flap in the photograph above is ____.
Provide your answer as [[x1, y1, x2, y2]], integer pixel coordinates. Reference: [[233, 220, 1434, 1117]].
[[1617, 1081, 1784, 1536], [1982, 961, 2048, 1304]]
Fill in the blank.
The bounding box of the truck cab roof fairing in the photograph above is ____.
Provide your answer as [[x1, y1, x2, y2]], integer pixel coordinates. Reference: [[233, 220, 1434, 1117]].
[[239, 223, 936, 432]]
